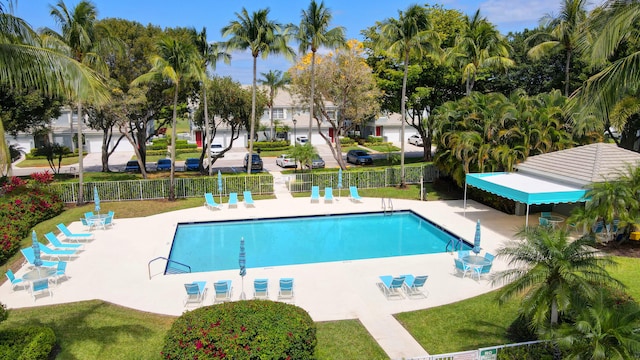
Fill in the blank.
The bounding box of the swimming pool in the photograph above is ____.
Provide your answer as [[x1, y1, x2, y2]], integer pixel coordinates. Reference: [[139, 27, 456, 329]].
[[167, 210, 471, 273]]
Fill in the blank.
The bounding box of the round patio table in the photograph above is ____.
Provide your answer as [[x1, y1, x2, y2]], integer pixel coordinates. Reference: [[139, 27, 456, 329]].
[[546, 215, 565, 229], [462, 255, 491, 280], [87, 214, 109, 230], [23, 267, 56, 282]]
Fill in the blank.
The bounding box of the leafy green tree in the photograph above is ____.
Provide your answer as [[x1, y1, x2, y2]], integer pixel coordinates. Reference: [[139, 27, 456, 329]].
[[492, 226, 623, 329], [0, 86, 62, 135], [289, 40, 380, 169], [297, 0, 346, 141], [133, 35, 200, 200], [259, 69, 290, 141], [526, 0, 588, 96], [446, 10, 514, 96], [222, 7, 295, 174], [42, 0, 122, 204], [289, 143, 317, 171], [0, 1, 108, 176], [378, 4, 440, 187]]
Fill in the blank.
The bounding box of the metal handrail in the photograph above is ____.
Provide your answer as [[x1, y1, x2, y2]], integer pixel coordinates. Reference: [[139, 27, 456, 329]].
[[148, 257, 191, 279]]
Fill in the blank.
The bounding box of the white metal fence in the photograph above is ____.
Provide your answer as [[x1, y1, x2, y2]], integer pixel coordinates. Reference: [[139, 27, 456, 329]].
[[404, 341, 545, 360], [51, 175, 274, 203], [288, 164, 439, 193]]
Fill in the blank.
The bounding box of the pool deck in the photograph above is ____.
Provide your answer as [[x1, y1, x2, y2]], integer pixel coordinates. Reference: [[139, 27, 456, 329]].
[[1, 196, 526, 359]]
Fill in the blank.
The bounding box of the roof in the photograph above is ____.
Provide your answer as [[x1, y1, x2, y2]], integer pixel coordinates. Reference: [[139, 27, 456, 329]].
[[466, 172, 587, 205], [516, 143, 640, 186]]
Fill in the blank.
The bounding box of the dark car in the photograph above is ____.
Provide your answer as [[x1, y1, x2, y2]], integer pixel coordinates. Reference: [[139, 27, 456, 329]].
[[346, 150, 373, 165], [306, 156, 325, 169], [184, 158, 200, 171], [156, 159, 171, 171], [124, 160, 141, 172], [244, 153, 263, 171]]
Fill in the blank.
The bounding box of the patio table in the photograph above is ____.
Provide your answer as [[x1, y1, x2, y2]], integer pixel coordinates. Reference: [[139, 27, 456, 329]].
[[87, 214, 109, 230], [23, 267, 56, 282], [546, 215, 565, 229], [462, 255, 491, 280]]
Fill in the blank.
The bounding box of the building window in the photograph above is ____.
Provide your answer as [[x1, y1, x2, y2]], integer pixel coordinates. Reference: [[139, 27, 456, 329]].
[[326, 110, 336, 120], [272, 108, 285, 119]]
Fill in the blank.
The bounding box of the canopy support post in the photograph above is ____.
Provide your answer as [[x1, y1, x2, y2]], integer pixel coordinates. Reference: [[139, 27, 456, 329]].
[[463, 182, 468, 217]]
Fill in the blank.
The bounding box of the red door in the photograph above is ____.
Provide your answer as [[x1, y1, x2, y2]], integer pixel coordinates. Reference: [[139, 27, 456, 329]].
[[195, 131, 202, 147], [329, 128, 334, 142], [375, 126, 382, 137]]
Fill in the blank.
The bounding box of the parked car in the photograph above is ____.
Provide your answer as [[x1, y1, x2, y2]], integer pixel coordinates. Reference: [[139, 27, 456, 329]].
[[124, 160, 141, 172], [184, 158, 200, 171], [275, 154, 296, 168], [408, 134, 423, 146], [306, 156, 325, 169], [296, 136, 308, 145], [210, 143, 224, 157], [346, 150, 373, 165], [244, 153, 263, 171], [156, 159, 171, 171]]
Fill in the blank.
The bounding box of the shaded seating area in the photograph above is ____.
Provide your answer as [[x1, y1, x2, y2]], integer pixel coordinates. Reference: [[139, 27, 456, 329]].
[[278, 278, 294, 302], [204, 192, 222, 210], [213, 280, 232, 303], [349, 186, 363, 203], [253, 279, 269, 300], [184, 281, 207, 307], [378, 275, 405, 300]]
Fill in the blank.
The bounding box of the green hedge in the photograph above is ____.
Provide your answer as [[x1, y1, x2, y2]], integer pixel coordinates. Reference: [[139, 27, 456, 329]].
[[150, 139, 198, 151], [162, 300, 316, 359], [253, 140, 289, 150], [0, 326, 56, 360], [366, 136, 384, 143], [339, 137, 356, 146]]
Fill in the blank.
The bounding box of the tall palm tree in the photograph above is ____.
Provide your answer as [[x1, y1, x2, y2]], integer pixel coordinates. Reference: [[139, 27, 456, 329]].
[[194, 27, 230, 176], [0, 2, 107, 176], [259, 69, 289, 141], [42, 0, 119, 204], [132, 36, 200, 200], [298, 0, 346, 141], [447, 10, 514, 96], [527, 0, 588, 96], [222, 7, 295, 174], [492, 226, 622, 329], [379, 4, 440, 188]]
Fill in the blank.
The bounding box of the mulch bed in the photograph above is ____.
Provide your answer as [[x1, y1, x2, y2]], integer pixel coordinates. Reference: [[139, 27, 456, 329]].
[[596, 239, 640, 258]]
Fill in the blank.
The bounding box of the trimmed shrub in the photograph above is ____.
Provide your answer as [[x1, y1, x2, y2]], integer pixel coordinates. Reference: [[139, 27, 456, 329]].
[[497, 342, 562, 360], [366, 136, 384, 144], [253, 140, 289, 150], [0, 326, 56, 360], [162, 300, 316, 359], [339, 137, 355, 146]]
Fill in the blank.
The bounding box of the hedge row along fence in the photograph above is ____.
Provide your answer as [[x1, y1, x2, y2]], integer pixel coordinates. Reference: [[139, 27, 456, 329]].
[[51, 175, 275, 203]]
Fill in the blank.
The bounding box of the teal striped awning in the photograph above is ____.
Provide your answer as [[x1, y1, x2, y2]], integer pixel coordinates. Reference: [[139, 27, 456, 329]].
[[466, 172, 587, 205]]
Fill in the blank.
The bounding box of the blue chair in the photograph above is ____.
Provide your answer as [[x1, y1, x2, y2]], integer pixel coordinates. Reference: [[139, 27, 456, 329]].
[[20, 248, 58, 268], [45, 232, 83, 250], [37, 242, 77, 261], [84, 211, 94, 219], [31, 279, 52, 302], [454, 258, 471, 278], [213, 280, 232, 303], [539, 217, 550, 227], [541, 212, 551, 219], [108, 210, 115, 219], [80, 218, 94, 231], [184, 281, 207, 307], [103, 216, 113, 229], [56, 223, 93, 241], [378, 275, 405, 299], [278, 278, 294, 301], [324, 187, 334, 203], [476, 253, 495, 278], [458, 250, 470, 259], [243, 191, 255, 207], [349, 186, 363, 202], [310, 186, 320, 203], [228, 193, 238, 208], [401, 274, 428, 298], [253, 279, 269, 300], [51, 261, 69, 286], [5, 269, 25, 291], [204, 193, 222, 210]]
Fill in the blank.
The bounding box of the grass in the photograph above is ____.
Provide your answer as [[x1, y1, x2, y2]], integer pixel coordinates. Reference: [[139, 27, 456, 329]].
[[315, 320, 388, 360], [609, 256, 640, 301], [365, 144, 401, 152], [292, 183, 461, 201], [14, 156, 82, 168]]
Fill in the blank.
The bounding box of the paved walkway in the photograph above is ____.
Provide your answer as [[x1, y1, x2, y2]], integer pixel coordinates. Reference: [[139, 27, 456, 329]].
[[1, 195, 526, 359]]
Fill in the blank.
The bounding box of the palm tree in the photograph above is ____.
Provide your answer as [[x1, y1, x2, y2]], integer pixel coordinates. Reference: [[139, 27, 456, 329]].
[[527, 0, 588, 96], [297, 0, 346, 141], [492, 226, 623, 329], [0, 2, 108, 176], [42, 0, 120, 204], [194, 27, 230, 176], [447, 10, 514, 96], [132, 36, 200, 200], [378, 4, 440, 188], [259, 69, 290, 141], [222, 7, 295, 174]]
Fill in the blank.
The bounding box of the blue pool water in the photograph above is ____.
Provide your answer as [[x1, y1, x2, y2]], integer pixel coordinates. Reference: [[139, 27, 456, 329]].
[[167, 211, 471, 273]]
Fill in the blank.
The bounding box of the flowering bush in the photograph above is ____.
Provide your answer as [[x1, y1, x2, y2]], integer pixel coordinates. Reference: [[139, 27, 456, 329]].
[[0, 175, 64, 264], [162, 300, 316, 359]]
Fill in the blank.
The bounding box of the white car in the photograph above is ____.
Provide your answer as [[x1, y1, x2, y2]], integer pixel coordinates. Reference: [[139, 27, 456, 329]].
[[210, 143, 224, 157], [276, 154, 297, 168], [296, 136, 308, 145], [408, 134, 423, 146]]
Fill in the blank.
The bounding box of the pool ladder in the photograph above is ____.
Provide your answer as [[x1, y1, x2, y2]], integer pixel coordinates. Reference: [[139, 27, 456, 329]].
[[148, 257, 192, 279], [381, 198, 393, 215], [446, 238, 464, 253]]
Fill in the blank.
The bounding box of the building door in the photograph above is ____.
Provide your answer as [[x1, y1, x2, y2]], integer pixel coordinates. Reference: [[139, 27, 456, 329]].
[[195, 131, 202, 147], [375, 126, 382, 137], [328, 127, 334, 143]]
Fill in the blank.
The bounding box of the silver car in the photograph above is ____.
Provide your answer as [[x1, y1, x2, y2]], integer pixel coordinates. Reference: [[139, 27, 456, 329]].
[[307, 156, 325, 169]]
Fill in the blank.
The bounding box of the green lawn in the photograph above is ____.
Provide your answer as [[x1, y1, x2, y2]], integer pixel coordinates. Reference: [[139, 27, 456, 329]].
[[14, 156, 82, 168]]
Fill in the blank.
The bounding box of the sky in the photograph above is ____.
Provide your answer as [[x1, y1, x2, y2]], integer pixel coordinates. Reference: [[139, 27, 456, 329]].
[[13, 0, 570, 84]]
